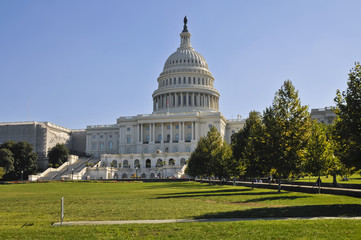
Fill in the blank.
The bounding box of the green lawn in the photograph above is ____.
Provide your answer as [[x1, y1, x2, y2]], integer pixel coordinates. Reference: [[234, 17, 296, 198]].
[[0, 181, 361, 239]]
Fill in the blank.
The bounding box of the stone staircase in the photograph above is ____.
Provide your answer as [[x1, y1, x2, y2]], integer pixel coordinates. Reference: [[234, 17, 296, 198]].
[[30, 156, 100, 181]]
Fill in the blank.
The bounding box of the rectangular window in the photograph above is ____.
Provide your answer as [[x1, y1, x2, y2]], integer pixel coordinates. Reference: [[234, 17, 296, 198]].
[[92, 143, 96, 150], [127, 127, 131, 132], [127, 137, 131, 144], [100, 143, 104, 150], [175, 125, 179, 129], [188, 124, 191, 129], [167, 125, 170, 129]]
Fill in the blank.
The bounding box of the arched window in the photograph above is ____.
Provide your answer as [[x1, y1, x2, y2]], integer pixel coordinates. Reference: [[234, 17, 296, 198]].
[[123, 160, 129, 168], [165, 147, 169, 153], [134, 159, 140, 168], [111, 160, 117, 168], [186, 146, 191, 152], [146, 159, 151, 168], [180, 158, 186, 165], [169, 159, 175, 166], [109, 141, 113, 149], [156, 159, 163, 167]]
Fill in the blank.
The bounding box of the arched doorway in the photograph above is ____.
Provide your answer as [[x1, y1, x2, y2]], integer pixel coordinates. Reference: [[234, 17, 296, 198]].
[[122, 173, 128, 179], [141, 173, 147, 179], [156, 159, 163, 167], [114, 173, 119, 179], [134, 159, 140, 168], [150, 173, 155, 179], [180, 158, 186, 165], [146, 159, 151, 168], [123, 160, 129, 168], [169, 159, 175, 166]]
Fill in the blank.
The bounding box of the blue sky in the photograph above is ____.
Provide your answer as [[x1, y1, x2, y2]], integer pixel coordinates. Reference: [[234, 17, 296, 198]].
[[1, 1, 360, 129]]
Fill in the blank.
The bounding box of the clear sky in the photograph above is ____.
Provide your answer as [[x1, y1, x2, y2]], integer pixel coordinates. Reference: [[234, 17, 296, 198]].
[[1, 1, 360, 129]]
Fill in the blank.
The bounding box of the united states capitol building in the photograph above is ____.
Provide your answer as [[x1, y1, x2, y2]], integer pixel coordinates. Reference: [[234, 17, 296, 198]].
[[1, 18, 245, 180], [83, 18, 245, 179]]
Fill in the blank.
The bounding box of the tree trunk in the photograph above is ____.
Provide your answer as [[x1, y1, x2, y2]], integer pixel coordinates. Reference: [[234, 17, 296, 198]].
[[251, 179, 254, 189], [233, 178, 236, 186], [278, 177, 281, 193], [318, 174, 321, 194], [332, 174, 337, 186], [200, 176, 203, 184], [209, 176, 211, 185]]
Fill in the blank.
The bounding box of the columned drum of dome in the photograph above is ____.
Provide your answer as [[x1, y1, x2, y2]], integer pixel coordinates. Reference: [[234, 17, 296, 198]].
[[152, 18, 220, 114]]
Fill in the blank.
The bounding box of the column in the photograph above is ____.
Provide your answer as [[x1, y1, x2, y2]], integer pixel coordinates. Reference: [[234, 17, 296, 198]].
[[161, 123, 164, 143], [178, 121, 181, 141], [180, 92, 183, 106], [170, 122, 173, 143], [186, 93, 189, 106], [192, 92, 195, 106], [197, 93, 200, 107], [137, 124, 140, 142], [195, 122, 199, 140], [182, 122, 185, 141], [141, 124, 143, 143]]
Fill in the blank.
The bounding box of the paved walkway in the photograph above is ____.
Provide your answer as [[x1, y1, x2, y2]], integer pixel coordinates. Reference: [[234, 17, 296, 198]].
[[53, 217, 361, 226]]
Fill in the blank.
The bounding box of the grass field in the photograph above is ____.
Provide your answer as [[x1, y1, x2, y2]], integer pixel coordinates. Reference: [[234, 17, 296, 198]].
[[0, 181, 361, 239]]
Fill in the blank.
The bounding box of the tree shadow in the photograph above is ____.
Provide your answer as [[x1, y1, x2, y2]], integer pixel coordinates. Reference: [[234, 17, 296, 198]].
[[160, 188, 252, 196], [156, 190, 286, 199], [195, 204, 361, 219], [240, 196, 309, 203]]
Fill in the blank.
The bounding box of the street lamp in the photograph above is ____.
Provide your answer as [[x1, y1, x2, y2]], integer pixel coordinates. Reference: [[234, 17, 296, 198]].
[[71, 169, 74, 180], [21, 170, 23, 181]]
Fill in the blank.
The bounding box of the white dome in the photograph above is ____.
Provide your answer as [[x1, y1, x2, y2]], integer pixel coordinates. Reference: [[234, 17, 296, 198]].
[[163, 48, 209, 71]]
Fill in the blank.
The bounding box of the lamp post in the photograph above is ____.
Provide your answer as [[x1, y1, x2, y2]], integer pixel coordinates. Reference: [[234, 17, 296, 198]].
[[71, 168, 74, 180], [135, 167, 138, 179], [21, 170, 23, 181]]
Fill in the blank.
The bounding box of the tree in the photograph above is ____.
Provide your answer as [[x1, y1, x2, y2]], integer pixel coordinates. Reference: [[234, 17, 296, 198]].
[[186, 126, 233, 183], [334, 63, 361, 170], [48, 143, 69, 167], [0, 167, 4, 180], [0, 148, 15, 174], [262, 80, 311, 192], [303, 121, 334, 193], [231, 111, 266, 188], [0, 141, 38, 180]]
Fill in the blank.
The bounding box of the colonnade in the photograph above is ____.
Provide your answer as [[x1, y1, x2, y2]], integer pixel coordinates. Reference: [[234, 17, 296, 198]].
[[153, 92, 219, 111], [137, 121, 198, 144]]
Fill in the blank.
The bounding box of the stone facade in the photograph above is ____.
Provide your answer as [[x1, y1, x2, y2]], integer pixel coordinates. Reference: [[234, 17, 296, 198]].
[[0, 122, 86, 170], [310, 107, 337, 124]]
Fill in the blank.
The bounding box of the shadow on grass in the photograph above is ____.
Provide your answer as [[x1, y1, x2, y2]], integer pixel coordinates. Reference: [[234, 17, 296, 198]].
[[195, 204, 361, 219], [160, 188, 252, 196], [156, 190, 287, 199], [241, 196, 309, 203]]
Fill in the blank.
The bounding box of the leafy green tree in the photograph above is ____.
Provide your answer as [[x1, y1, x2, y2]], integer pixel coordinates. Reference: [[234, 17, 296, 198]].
[[186, 126, 232, 183], [48, 143, 69, 167], [334, 63, 361, 170], [263, 80, 311, 192], [0, 167, 5, 180], [231, 111, 266, 188], [0, 140, 38, 180], [303, 121, 334, 193], [0, 148, 15, 174]]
